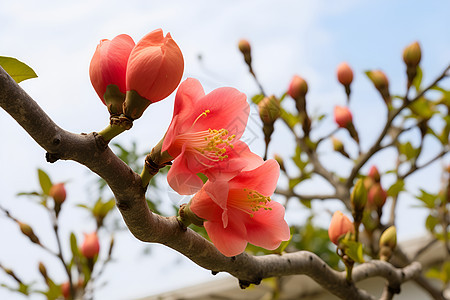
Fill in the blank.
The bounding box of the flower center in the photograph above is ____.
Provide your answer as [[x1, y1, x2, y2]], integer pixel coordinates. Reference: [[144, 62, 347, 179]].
[[228, 188, 272, 218], [177, 110, 236, 166]]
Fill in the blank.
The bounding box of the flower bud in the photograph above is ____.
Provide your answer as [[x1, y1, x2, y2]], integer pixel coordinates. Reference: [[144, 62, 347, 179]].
[[89, 34, 135, 115], [288, 75, 308, 101], [238, 39, 251, 56], [19, 222, 40, 244], [334, 106, 353, 128], [124, 29, 184, 120], [332, 137, 350, 158], [336, 62, 353, 86], [367, 70, 390, 104], [49, 183, 66, 205], [80, 232, 100, 259], [328, 211, 354, 245], [368, 183, 387, 209], [238, 39, 252, 66], [368, 166, 381, 182], [379, 226, 397, 262], [61, 281, 70, 299], [38, 262, 48, 279], [258, 95, 280, 125], [403, 41, 421, 67], [351, 178, 368, 212]]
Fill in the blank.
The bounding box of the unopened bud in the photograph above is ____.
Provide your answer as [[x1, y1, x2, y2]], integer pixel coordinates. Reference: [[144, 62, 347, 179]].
[[19, 222, 40, 244], [403, 41, 421, 67], [367, 70, 390, 104], [368, 166, 381, 182], [288, 75, 308, 102], [328, 211, 354, 245], [336, 62, 353, 86], [258, 95, 281, 125], [332, 137, 350, 158], [273, 154, 286, 172], [38, 262, 48, 279], [61, 281, 70, 299], [368, 183, 387, 209], [351, 178, 368, 213], [334, 106, 353, 128], [49, 183, 66, 204], [379, 226, 397, 261], [238, 39, 252, 66], [80, 232, 100, 259]]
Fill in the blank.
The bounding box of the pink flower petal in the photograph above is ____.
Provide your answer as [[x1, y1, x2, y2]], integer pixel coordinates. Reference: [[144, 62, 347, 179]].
[[167, 152, 204, 195], [230, 159, 280, 196], [245, 201, 290, 249], [204, 220, 247, 257]]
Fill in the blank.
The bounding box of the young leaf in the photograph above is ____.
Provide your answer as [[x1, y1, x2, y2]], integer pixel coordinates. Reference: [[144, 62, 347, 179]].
[[387, 180, 404, 198], [0, 56, 37, 83], [37, 169, 52, 195], [343, 240, 364, 263]]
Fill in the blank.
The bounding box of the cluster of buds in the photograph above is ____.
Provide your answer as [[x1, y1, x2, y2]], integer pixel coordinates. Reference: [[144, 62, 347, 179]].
[[403, 41, 421, 89], [90, 29, 184, 130], [334, 106, 359, 143], [288, 75, 311, 135], [336, 62, 353, 102]]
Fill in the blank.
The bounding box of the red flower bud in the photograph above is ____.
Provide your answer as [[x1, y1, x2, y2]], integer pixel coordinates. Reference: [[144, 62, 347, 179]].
[[334, 106, 353, 128], [125, 29, 184, 115], [288, 75, 308, 100], [49, 183, 66, 204], [368, 183, 387, 208], [80, 232, 100, 259], [368, 166, 381, 182], [61, 281, 70, 299], [328, 211, 354, 245], [336, 62, 353, 86], [89, 34, 135, 114]]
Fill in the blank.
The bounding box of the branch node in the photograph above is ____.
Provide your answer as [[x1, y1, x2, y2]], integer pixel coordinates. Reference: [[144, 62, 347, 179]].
[[45, 152, 60, 163], [93, 132, 109, 151]]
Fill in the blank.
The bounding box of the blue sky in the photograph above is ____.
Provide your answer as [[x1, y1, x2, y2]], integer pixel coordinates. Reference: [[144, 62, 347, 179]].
[[0, 0, 449, 299]]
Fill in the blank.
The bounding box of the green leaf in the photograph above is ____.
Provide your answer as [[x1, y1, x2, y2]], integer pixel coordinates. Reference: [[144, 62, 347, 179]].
[[37, 169, 52, 195], [70, 233, 79, 259], [251, 94, 264, 105], [288, 177, 302, 189], [416, 189, 438, 209], [387, 180, 404, 198], [300, 199, 312, 209], [425, 214, 439, 232], [280, 108, 299, 128], [398, 141, 418, 161], [0, 56, 37, 83], [196, 173, 208, 184], [271, 234, 292, 254], [343, 240, 364, 263]]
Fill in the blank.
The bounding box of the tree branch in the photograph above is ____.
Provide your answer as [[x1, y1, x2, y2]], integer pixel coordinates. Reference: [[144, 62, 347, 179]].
[[0, 67, 422, 299]]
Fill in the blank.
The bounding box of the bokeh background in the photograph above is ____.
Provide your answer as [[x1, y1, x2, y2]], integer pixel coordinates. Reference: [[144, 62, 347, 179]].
[[0, 0, 449, 299]]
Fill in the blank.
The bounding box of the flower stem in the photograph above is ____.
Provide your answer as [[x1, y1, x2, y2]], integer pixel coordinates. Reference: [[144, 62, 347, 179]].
[[98, 124, 127, 143]]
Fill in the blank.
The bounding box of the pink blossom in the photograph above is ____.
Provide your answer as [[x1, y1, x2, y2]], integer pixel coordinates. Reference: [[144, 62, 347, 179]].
[[162, 78, 251, 195], [189, 159, 290, 257]]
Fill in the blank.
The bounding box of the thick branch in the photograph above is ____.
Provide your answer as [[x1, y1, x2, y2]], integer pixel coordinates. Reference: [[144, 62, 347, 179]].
[[0, 67, 422, 299]]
